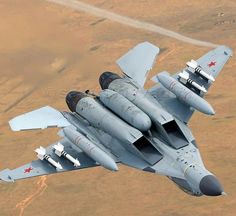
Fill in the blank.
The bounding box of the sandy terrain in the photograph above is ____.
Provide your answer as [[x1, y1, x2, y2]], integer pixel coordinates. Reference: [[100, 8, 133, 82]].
[[0, 0, 235, 215]]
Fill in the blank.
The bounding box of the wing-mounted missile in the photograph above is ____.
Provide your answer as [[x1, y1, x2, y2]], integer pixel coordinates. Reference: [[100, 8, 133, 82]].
[[157, 72, 215, 115], [178, 71, 207, 93], [186, 59, 215, 82], [53, 143, 81, 167], [35, 146, 63, 170], [63, 127, 118, 171]]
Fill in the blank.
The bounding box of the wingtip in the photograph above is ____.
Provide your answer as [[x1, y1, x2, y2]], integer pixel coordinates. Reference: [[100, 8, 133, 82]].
[[8, 119, 18, 131], [0, 169, 15, 183], [217, 45, 233, 57], [142, 41, 160, 53]]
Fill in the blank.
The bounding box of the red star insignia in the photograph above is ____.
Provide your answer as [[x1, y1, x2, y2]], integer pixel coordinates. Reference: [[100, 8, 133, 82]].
[[24, 167, 33, 173], [208, 61, 216, 67]]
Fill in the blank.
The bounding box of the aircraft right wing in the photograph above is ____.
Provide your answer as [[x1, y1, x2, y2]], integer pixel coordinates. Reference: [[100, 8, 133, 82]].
[[149, 46, 233, 123], [0, 139, 98, 182]]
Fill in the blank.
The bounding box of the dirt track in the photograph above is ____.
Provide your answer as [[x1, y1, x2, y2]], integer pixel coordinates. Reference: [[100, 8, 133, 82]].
[[46, 0, 219, 47]]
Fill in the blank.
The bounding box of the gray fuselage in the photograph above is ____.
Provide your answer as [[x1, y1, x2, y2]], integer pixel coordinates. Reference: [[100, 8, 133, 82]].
[[64, 72, 224, 196]]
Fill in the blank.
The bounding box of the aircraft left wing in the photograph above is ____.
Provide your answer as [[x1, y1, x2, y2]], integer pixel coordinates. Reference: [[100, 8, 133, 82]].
[[117, 41, 160, 87], [9, 106, 71, 131], [149, 46, 233, 123], [0, 139, 97, 182]]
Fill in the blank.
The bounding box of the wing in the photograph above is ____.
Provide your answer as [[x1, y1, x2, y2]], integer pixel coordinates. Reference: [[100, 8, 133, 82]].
[[0, 139, 98, 182], [149, 46, 233, 123], [9, 106, 71, 131], [116, 41, 160, 87], [197, 45, 232, 79]]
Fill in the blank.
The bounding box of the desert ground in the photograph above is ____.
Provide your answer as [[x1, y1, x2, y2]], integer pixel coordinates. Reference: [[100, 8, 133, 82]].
[[0, 0, 235, 215]]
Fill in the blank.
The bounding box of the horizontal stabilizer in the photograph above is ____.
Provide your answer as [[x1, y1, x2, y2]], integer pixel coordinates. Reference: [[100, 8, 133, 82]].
[[9, 106, 70, 131], [116, 42, 160, 87]]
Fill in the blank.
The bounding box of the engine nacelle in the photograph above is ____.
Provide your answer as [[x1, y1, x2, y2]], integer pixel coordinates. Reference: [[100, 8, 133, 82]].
[[66, 90, 163, 165], [99, 89, 151, 131], [99, 72, 174, 126], [66, 91, 142, 144]]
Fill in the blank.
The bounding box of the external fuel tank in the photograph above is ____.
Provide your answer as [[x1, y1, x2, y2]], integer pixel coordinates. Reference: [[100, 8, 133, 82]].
[[99, 89, 151, 131]]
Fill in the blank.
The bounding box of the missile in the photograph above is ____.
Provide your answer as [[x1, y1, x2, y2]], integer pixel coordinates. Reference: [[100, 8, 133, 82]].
[[178, 71, 207, 93], [186, 59, 215, 82], [35, 146, 63, 170], [157, 72, 215, 115], [63, 127, 118, 171], [53, 143, 81, 167]]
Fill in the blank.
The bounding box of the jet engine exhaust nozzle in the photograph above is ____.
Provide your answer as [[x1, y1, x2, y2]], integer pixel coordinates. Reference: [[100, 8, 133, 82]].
[[66, 91, 88, 112], [99, 71, 121, 90]]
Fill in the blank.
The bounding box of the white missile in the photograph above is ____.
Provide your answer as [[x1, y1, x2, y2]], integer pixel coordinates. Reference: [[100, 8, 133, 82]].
[[53, 143, 81, 167], [35, 146, 63, 170], [186, 59, 215, 82], [178, 71, 207, 93]]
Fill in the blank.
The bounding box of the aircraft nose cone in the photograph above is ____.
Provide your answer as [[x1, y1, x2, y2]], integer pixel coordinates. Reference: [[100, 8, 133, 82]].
[[199, 175, 224, 196]]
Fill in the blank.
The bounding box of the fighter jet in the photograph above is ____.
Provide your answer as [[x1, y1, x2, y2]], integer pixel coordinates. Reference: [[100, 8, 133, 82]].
[[0, 42, 232, 196]]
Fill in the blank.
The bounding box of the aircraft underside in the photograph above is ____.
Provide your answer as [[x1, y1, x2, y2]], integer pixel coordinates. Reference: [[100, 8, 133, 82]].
[[1, 42, 232, 197]]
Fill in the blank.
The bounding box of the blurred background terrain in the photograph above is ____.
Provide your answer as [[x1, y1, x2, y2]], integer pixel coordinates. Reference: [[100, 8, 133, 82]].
[[0, 0, 235, 215]]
